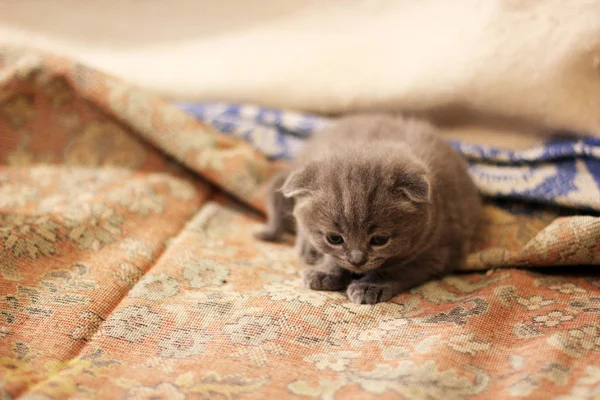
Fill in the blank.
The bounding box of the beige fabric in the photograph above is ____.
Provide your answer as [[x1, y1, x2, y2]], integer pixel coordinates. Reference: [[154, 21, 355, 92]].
[[2, 0, 600, 136]]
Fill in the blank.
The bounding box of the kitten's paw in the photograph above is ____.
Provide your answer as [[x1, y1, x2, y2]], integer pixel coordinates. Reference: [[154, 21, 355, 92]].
[[254, 229, 280, 242], [304, 268, 350, 291], [347, 282, 394, 305]]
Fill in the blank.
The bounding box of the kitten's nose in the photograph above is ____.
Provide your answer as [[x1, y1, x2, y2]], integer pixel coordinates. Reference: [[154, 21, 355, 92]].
[[348, 250, 367, 267]]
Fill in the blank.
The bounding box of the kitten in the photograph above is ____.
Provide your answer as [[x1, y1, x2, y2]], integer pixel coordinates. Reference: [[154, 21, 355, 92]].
[[256, 114, 482, 304]]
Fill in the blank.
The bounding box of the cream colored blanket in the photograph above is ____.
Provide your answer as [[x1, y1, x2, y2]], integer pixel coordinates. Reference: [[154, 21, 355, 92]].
[[2, 0, 600, 135]]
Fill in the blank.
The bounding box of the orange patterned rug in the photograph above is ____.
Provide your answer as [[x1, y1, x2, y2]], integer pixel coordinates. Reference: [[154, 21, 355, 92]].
[[1, 48, 599, 399]]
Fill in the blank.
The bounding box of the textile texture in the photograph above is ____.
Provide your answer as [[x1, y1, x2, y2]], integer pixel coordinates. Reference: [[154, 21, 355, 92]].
[[1, 49, 600, 400]]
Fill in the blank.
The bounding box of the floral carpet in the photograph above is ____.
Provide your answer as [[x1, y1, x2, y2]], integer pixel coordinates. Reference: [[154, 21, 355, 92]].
[[1, 48, 600, 399]]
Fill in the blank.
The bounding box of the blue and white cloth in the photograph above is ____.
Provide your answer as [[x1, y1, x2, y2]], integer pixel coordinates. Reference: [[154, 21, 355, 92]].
[[178, 102, 600, 212]]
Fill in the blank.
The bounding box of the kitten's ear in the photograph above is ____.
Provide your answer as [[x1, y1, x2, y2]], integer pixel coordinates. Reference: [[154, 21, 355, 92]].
[[280, 164, 317, 198], [395, 171, 431, 204]]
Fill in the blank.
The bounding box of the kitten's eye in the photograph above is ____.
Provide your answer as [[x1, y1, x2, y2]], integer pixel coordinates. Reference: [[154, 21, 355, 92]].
[[370, 235, 390, 246], [326, 233, 344, 245]]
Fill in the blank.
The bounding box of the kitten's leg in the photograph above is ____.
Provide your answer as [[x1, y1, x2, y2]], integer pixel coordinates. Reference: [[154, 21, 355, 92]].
[[304, 255, 352, 291], [295, 230, 322, 265], [347, 251, 450, 304], [255, 172, 289, 242]]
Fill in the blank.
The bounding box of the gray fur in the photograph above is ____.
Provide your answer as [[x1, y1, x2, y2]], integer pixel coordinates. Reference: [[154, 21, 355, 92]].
[[256, 114, 482, 304]]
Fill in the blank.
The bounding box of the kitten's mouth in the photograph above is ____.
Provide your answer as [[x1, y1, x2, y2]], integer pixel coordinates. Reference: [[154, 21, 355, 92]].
[[341, 264, 363, 274], [339, 258, 384, 273]]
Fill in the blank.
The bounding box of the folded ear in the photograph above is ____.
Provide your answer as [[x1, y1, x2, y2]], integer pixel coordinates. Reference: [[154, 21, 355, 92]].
[[280, 164, 317, 198], [392, 159, 431, 203], [396, 172, 431, 203]]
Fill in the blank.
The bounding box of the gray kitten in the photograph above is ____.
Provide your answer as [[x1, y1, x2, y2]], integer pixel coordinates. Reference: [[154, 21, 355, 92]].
[[256, 114, 482, 304]]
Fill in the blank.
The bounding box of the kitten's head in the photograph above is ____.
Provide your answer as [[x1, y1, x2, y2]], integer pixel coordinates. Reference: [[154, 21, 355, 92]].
[[282, 148, 432, 273]]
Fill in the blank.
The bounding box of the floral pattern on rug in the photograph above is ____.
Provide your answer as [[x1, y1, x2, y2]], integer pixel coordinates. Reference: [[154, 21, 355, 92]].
[[0, 47, 599, 399]]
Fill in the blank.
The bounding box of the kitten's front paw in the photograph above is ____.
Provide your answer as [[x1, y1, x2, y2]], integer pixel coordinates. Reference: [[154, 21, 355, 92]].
[[304, 268, 350, 291], [347, 282, 394, 305]]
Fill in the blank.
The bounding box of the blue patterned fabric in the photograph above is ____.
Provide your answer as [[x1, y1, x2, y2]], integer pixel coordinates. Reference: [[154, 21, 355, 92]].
[[178, 102, 600, 211]]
